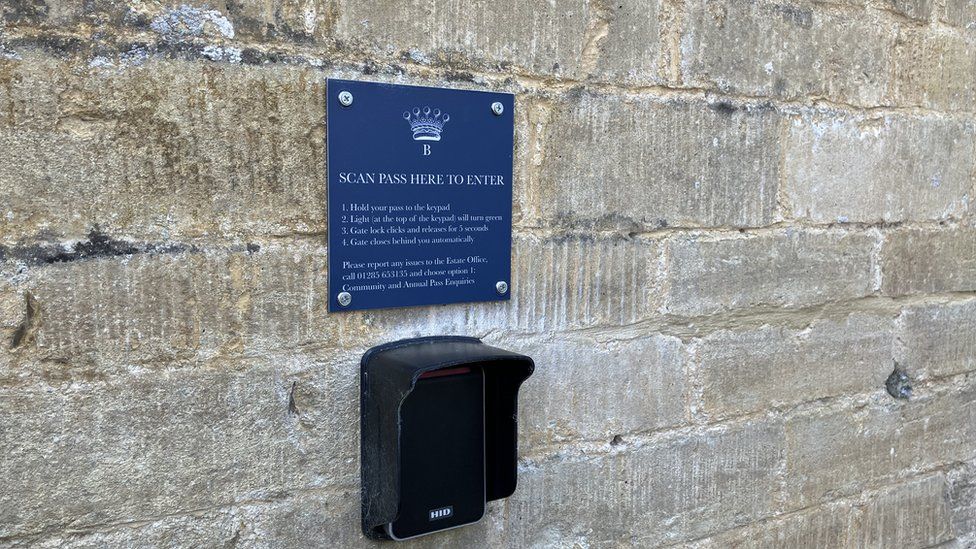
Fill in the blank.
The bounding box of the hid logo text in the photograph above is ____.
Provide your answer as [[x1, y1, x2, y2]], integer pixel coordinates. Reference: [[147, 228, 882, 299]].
[[428, 506, 453, 521], [403, 106, 449, 156]]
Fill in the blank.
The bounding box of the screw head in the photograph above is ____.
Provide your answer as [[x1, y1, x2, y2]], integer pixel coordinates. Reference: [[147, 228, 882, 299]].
[[490, 101, 504, 116], [338, 90, 354, 107], [495, 281, 509, 295], [337, 291, 352, 307]]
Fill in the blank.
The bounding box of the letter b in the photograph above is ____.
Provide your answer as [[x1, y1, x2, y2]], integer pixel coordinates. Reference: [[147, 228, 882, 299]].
[[423, 144, 431, 156]]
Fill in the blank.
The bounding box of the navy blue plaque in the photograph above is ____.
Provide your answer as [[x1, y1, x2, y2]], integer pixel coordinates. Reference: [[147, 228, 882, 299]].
[[327, 79, 514, 312]]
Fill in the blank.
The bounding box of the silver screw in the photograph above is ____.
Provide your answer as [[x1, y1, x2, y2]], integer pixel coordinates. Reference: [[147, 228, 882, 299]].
[[495, 281, 509, 295], [337, 291, 352, 307], [338, 90, 354, 107], [490, 101, 504, 116]]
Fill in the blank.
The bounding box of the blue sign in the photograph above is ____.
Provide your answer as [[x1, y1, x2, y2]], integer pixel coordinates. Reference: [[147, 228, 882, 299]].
[[327, 79, 514, 312]]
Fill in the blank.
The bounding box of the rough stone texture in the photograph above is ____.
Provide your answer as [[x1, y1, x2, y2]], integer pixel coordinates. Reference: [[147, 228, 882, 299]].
[[3, 0, 976, 545], [6, 491, 507, 548], [525, 93, 781, 231], [513, 333, 688, 452], [683, 0, 976, 111], [2, 240, 361, 362], [504, 421, 784, 546], [896, 299, 976, 379], [882, 0, 935, 22], [156, 1, 336, 44], [0, 231, 657, 366], [502, 234, 660, 332], [892, 28, 976, 112], [0, 356, 359, 540], [334, 0, 591, 77], [0, 284, 23, 356], [1, 1, 334, 44], [947, 461, 976, 546], [784, 112, 975, 223], [0, 53, 326, 244], [785, 380, 976, 507], [857, 474, 954, 548], [663, 230, 878, 316], [689, 502, 855, 548], [943, 0, 976, 29], [881, 228, 976, 296], [0, 0, 119, 27], [681, 0, 895, 106], [697, 313, 894, 418], [586, 0, 669, 85]]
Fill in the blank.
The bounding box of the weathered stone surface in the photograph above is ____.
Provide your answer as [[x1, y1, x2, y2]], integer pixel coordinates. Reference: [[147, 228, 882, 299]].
[[334, 0, 590, 77], [363, 233, 661, 336], [690, 502, 854, 548], [504, 421, 784, 546], [1, 1, 333, 44], [0, 52, 326, 243], [0, 283, 23, 346], [881, 228, 976, 296], [0, 286, 35, 372], [17, 470, 960, 548], [685, 3, 976, 111], [0, 0, 119, 27], [856, 474, 954, 548], [784, 113, 975, 223], [1, 240, 363, 362], [507, 234, 660, 330], [785, 381, 976, 507], [882, 0, 934, 21], [663, 230, 877, 316], [587, 0, 668, 84], [892, 28, 976, 112], [526, 93, 781, 230], [681, 0, 894, 106], [1, 0, 974, 543], [510, 94, 535, 228], [15, 491, 507, 548], [513, 333, 688, 452], [947, 461, 976, 545], [144, 3, 237, 42], [3, 232, 657, 369], [0, 355, 359, 539], [896, 299, 976, 379], [142, 1, 335, 44], [943, 0, 976, 29], [697, 313, 894, 418]]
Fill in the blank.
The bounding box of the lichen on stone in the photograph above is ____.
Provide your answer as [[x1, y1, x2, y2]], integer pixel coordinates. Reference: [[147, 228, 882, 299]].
[[150, 5, 235, 41]]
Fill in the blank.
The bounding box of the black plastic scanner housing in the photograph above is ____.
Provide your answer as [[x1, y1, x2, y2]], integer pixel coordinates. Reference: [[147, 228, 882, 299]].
[[360, 336, 534, 540]]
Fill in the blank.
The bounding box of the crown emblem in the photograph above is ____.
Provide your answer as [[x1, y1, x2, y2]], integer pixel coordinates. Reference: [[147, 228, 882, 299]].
[[403, 107, 450, 141]]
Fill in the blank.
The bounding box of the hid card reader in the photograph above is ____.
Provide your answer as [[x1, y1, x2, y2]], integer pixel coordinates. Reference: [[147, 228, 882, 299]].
[[360, 337, 534, 540]]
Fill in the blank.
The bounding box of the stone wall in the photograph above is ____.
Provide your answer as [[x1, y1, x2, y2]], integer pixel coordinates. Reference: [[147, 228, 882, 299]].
[[1, 0, 975, 547]]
